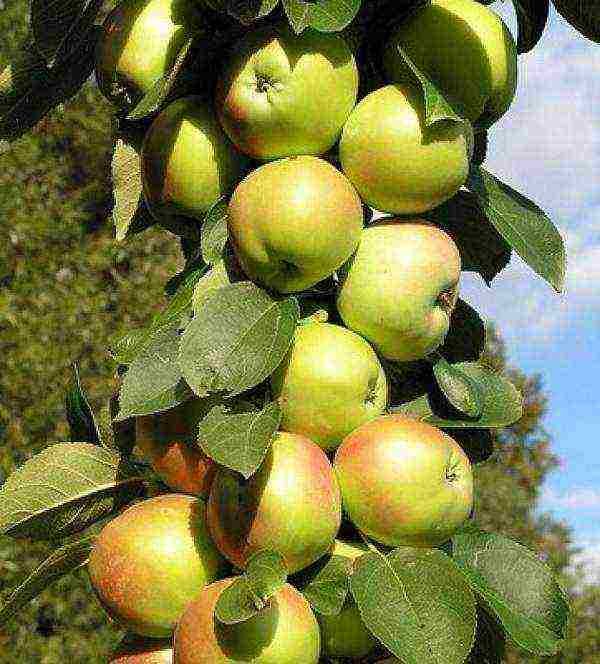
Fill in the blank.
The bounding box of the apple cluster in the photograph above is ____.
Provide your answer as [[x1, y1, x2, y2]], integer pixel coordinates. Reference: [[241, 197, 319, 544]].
[[90, 0, 519, 662]]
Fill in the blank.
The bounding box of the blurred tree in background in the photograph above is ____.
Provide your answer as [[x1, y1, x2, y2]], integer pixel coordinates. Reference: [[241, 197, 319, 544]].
[[0, 0, 598, 661]]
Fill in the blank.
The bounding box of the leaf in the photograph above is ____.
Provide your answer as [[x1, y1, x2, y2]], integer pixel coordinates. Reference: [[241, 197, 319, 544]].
[[201, 198, 229, 265], [391, 362, 523, 429], [308, 0, 362, 32], [452, 528, 570, 656], [215, 550, 288, 624], [440, 299, 486, 364], [191, 259, 237, 313], [552, 0, 600, 43], [97, 395, 137, 457], [0, 443, 144, 540], [431, 355, 484, 419], [0, 534, 95, 627], [197, 400, 281, 478], [467, 605, 506, 664], [283, 0, 312, 33], [448, 428, 494, 465], [297, 553, 353, 616], [513, 0, 550, 54], [179, 282, 299, 398], [350, 548, 476, 664], [65, 364, 101, 445], [473, 129, 488, 166], [223, 0, 281, 23], [467, 166, 566, 293]]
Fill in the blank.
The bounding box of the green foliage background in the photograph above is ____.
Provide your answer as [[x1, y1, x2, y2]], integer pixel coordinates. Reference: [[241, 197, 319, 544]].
[[0, 0, 597, 661]]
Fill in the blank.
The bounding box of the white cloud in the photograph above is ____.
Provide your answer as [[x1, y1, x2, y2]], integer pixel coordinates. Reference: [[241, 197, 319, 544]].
[[541, 486, 600, 510], [570, 537, 600, 585]]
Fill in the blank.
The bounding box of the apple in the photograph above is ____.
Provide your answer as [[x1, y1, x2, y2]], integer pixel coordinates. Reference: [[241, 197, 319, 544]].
[[95, 0, 202, 110], [336, 219, 461, 362], [109, 635, 173, 663], [334, 415, 473, 547], [382, 0, 518, 129], [270, 322, 387, 451], [339, 84, 473, 215], [142, 96, 247, 228], [318, 539, 377, 659], [88, 494, 228, 637], [135, 398, 217, 497], [174, 579, 320, 663], [228, 155, 363, 293], [207, 431, 341, 574], [215, 24, 358, 160]]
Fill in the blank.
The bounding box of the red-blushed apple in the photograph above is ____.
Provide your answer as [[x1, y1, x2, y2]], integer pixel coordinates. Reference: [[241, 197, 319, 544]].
[[173, 579, 320, 663], [339, 84, 473, 214], [109, 635, 173, 663], [334, 415, 473, 547], [336, 219, 461, 362], [227, 156, 363, 293], [215, 24, 358, 160], [142, 96, 247, 227], [135, 399, 217, 497], [382, 0, 517, 129], [207, 432, 342, 574], [270, 322, 388, 451], [88, 494, 228, 637]]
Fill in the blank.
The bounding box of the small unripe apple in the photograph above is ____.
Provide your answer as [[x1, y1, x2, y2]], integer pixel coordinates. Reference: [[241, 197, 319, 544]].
[[207, 432, 342, 574], [135, 399, 217, 497], [339, 84, 473, 214], [336, 219, 461, 362], [216, 24, 358, 160], [95, 0, 202, 110], [271, 322, 387, 451], [174, 579, 320, 663], [142, 96, 247, 227], [334, 415, 473, 548], [109, 635, 173, 663], [383, 0, 517, 129], [228, 156, 363, 293], [88, 494, 228, 637]]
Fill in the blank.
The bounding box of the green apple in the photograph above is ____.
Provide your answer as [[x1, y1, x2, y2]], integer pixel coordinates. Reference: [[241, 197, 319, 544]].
[[228, 155, 363, 293], [142, 96, 247, 228], [334, 415, 473, 547], [216, 24, 358, 160], [207, 431, 342, 574], [88, 494, 228, 637], [174, 579, 320, 663], [95, 0, 202, 110], [336, 219, 461, 362], [271, 322, 387, 451], [383, 0, 517, 129], [109, 635, 173, 663], [339, 85, 473, 214]]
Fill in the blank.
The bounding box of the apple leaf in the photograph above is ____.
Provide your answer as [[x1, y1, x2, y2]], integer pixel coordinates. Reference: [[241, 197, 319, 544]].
[[467, 605, 506, 664], [0, 534, 96, 627], [201, 198, 229, 265], [283, 0, 312, 33], [391, 361, 523, 429], [220, 0, 280, 24], [307, 0, 362, 33], [215, 550, 288, 624], [65, 364, 101, 446], [473, 130, 488, 166], [452, 528, 570, 656], [552, 0, 600, 43], [431, 355, 484, 419], [179, 282, 299, 398], [467, 166, 566, 293], [295, 553, 353, 616], [448, 428, 494, 465], [440, 299, 486, 364], [96, 394, 138, 457], [0, 443, 144, 540], [512, 0, 550, 54], [197, 400, 281, 478], [191, 259, 241, 313], [350, 548, 476, 663]]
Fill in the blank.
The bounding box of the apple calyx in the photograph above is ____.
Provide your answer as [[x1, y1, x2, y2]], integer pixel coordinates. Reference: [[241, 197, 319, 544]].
[[436, 284, 459, 315]]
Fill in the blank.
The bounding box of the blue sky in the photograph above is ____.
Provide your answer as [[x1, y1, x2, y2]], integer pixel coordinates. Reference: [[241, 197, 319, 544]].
[[461, 3, 600, 577]]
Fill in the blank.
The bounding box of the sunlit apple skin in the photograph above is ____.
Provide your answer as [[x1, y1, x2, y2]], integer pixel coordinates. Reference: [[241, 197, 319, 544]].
[[228, 156, 363, 293], [142, 96, 247, 226], [318, 540, 377, 659], [382, 0, 517, 129], [334, 415, 473, 548], [336, 219, 461, 362], [216, 24, 358, 160], [271, 322, 387, 451], [135, 399, 217, 497], [339, 84, 473, 215], [88, 494, 228, 637], [174, 579, 320, 663], [207, 432, 342, 574], [95, 0, 202, 110], [109, 635, 173, 663]]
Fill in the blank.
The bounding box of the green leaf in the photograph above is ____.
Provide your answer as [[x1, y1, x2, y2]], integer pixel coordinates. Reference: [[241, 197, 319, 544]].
[[0, 443, 144, 540], [552, 0, 600, 43], [0, 534, 95, 627], [391, 361, 523, 429], [467, 166, 566, 293], [350, 548, 476, 664], [449, 429, 494, 465], [65, 364, 101, 445], [283, 0, 312, 33], [191, 259, 238, 313], [179, 282, 299, 398], [467, 605, 506, 664], [308, 0, 362, 32], [201, 198, 229, 265], [197, 400, 281, 478], [513, 0, 550, 54], [297, 554, 353, 616], [431, 355, 484, 419], [452, 528, 570, 655], [440, 299, 486, 364]]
